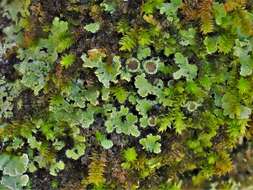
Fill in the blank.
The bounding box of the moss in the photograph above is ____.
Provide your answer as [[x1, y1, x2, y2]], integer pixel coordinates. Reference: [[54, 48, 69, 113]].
[[1, 0, 253, 189]]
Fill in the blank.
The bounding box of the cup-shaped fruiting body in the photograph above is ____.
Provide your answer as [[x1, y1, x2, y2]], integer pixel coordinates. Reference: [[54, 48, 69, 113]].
[[148, 116, 157, 127], [154, 79, 164, 89], [126, 58, 140, 73], [185, 101, 200, 112], [143, 58, 159, 75]]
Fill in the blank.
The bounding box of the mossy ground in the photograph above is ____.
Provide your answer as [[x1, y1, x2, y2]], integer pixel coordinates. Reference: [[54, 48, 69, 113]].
[[1, 0, 253, 189]]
